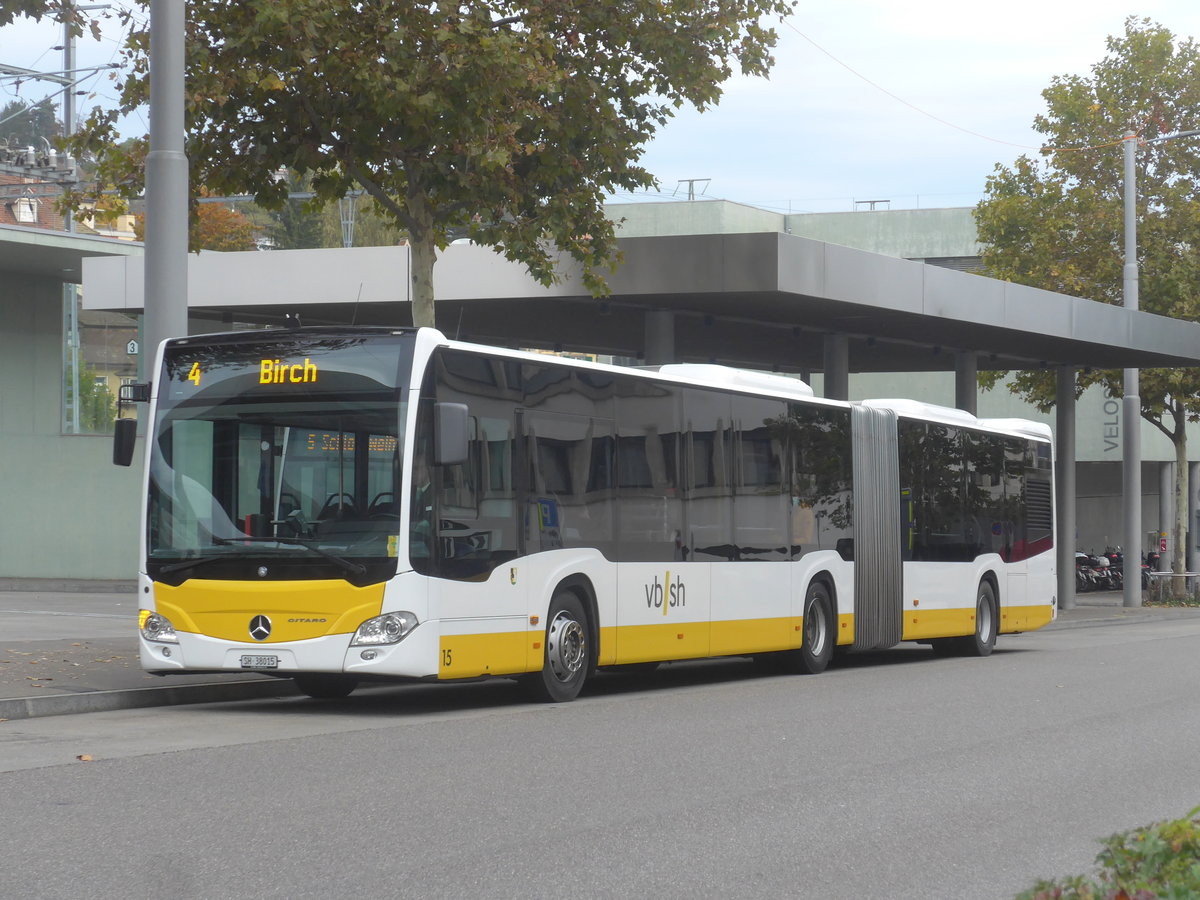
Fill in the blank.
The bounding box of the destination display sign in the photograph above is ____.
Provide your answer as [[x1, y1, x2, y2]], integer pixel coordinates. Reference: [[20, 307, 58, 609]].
[[158, 331, 414, 407]]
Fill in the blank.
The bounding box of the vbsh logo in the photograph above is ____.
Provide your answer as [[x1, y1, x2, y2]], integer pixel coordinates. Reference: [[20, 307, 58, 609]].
[[644, 572, 686, 616]]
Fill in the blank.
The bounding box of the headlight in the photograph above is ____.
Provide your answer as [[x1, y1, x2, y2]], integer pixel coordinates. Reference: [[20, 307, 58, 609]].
[[139, 610, 179, 644], [351, 611, 418, 646]]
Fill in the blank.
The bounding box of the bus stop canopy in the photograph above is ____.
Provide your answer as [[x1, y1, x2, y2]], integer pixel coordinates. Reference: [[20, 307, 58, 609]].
[[80, 231, 1200, 373]]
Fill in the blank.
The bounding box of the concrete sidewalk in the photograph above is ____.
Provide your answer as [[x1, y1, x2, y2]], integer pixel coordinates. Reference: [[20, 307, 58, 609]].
[[2, 581, 1199, 721], [0, 584, 300, 721]]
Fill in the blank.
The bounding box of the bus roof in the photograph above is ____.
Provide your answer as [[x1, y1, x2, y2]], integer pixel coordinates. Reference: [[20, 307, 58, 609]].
[[861, 398, 1051, 441], [433, 329, 1051, 439], [655, 364, 815, 398]]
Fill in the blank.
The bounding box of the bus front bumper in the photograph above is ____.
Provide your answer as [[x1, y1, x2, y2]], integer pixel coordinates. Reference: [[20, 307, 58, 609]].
[[139, 620, 440, 679]]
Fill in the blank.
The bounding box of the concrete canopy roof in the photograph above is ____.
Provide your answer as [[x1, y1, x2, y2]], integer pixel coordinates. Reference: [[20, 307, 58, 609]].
[[0, 223, 143, 284], [81, 231, 1200, 373]]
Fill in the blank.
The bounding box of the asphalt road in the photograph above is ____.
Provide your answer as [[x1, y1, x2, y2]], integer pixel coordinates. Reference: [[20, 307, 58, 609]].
[[3, 616, 1199, 900]]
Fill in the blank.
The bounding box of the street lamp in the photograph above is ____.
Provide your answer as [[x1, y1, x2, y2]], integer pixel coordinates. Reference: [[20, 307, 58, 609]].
[[1122, 127, 1200, 608], [143, 0, 190, 375]]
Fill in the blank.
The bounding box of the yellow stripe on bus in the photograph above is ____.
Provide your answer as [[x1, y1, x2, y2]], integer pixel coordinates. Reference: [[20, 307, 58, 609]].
[[709, 616, 800, 657], [438, 631, 532, 679], [439, 613, 875, 677], [902, 603, 1056, 640], [429, 603, 1052, 677], [838, 613, 854, 646], [901, 608, 977, 641], [1001, 604, 1056, 633]]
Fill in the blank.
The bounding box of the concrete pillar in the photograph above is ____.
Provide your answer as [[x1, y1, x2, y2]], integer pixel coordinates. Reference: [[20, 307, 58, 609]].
[[1055, 368, 1076, 610], [822, 334, 849, 401], [954, 351, 978, 415], [643, 309, 676, 366], [1159, 462, 1175, 570]]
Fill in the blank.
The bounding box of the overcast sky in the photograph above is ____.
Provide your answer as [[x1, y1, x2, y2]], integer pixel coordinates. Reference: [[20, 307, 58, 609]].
[[632, 0, 1200, 212], [3, 1, 1198, 213]]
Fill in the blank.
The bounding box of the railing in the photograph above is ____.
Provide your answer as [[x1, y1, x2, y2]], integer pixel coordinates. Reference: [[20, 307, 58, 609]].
[[1144, 570, 1200, 602]]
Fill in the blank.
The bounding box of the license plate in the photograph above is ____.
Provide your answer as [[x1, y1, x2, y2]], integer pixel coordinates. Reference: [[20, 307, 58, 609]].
[[239, 654, 279, 670]]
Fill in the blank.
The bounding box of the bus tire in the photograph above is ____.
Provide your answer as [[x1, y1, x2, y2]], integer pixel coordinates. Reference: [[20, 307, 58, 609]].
[[293, 673, 359, 699], [524, 590, 591, 703], [964, 580, 998, 657], [797, 581, 835, 674]]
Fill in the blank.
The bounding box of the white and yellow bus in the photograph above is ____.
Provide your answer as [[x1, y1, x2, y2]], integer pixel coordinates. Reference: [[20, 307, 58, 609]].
[[119, 326, 1056, 701]]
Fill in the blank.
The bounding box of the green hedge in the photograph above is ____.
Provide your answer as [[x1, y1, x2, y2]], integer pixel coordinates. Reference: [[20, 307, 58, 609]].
[[1019, 807, 1200, 899]]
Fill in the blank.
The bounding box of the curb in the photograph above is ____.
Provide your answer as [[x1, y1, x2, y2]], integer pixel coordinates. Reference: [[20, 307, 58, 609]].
[[0, 677, 300, 722], [1050, 608, 1200, 630]]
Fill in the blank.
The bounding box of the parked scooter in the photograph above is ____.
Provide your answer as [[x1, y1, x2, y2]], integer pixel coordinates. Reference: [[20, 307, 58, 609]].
[[1100, 547, 1124, 590], [1142, 549, 1161, 590], [1075, 551, 1099, 592], [1088, 552, 1118, 590]]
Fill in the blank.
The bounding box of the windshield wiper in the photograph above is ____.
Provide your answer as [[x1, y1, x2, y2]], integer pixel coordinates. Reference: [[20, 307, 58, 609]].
[[212, 536, 367, 577], [156, 553, 233, 578]]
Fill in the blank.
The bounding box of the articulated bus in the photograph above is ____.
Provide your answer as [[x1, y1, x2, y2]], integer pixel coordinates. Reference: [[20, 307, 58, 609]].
[[119, 326, 1056, 701]]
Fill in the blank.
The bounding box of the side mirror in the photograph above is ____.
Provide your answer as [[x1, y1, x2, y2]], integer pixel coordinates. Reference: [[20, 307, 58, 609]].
[[434, 402, 469, 466], [113, 381, 150, 467], [113, 418, 138, 467]]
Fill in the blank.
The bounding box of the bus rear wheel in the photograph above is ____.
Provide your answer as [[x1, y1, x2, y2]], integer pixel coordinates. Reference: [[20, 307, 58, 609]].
[[931, 580, 998, 658], [523, 591, 591, 703], [293, 673, 359, 699], [964, 580, 998, 657]]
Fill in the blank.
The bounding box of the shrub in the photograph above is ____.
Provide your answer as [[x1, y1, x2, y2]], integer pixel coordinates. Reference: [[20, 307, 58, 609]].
[[1019, 807, 1200, 899]]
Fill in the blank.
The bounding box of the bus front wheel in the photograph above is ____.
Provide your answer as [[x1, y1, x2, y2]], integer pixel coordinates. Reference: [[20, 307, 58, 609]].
[[523, 591, 591, 703]]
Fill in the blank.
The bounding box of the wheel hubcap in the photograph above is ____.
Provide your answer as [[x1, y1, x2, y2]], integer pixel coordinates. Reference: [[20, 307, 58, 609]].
[[805, 599, 827, 655], [547, 611, 586, 682], [978, 594, 994, 642]]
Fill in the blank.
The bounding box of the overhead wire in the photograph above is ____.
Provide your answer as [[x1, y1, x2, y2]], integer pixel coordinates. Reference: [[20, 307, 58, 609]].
[[783, 19, 1137, 158]]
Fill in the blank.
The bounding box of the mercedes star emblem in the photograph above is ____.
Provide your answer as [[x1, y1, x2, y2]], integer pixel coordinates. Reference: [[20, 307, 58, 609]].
[[249, 615, 272, 641]]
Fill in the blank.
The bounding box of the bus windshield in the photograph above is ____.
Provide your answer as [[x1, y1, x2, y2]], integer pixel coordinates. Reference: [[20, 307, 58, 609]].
[[145, 331, 412, 584]]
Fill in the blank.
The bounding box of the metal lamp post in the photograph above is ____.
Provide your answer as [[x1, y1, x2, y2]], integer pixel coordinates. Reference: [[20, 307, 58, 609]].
[[144, 0, 190, 370], [1122, 128, 1200, 608]]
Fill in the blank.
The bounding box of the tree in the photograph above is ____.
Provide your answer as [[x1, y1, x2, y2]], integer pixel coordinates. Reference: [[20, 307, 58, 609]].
[[255, 172, 326, 250], [0, 99, 61, 150], [190, 202, 258, 252], [66, 361, 116, 433], [316, 195, 405, 250], [133, 196, 258, 252], [0, 2, 101, 37], [51, 0, 793, 328], [975, 18, 1200, 586]]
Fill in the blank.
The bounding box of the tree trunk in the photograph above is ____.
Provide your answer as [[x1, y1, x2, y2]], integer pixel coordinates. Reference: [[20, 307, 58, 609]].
[[406, 185, 437, 329], [1172, 425, 1189, 599], [409, 235, 437, 329]]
